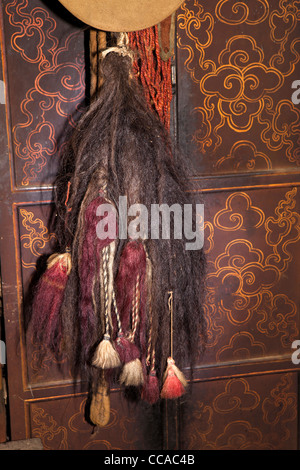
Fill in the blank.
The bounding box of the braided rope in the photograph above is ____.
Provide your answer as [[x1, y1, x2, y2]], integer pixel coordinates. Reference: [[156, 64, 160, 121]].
[[145, 303, 152, 368], [103, 245, 110, 338], [112, 288, 122, 335], [168, 291, 174, 359], [128, 274, 140, 342], [145, 255, 155, 371]]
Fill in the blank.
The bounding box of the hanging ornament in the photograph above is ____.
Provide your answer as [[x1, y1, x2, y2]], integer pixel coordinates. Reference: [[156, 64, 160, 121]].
[[119, 273, 144, 387], [30, 30, 206, 425], [89, 379, 111, 427], [31, 249, 71, 352], [160, 291, 188, 399], [92, 242, 121, 369]]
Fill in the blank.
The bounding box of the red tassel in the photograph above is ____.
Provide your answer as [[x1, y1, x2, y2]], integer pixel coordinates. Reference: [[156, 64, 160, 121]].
[[160, 357, 187, 400], [142, 370, 160, 404], [31, 252, 71, 351], [114, 333, 140, 364], [160, 371, 185, 399]]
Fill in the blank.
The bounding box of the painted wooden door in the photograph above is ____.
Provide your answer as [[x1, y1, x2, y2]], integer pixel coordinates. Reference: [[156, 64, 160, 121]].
[[175, 0, 300, 450], [0, 0, 299, 450]]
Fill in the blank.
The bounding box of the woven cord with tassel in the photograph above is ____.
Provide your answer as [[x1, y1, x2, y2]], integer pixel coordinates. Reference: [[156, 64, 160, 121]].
[[119, 274, 144, 387], [92, 243, 121, 369], [160, 291, 188, 399], [113, 288, 140, 365]]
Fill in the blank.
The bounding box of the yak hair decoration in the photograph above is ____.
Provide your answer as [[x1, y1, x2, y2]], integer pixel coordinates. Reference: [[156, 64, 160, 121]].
[[31, 248, 71, 353], [29, 31, 206, 426]]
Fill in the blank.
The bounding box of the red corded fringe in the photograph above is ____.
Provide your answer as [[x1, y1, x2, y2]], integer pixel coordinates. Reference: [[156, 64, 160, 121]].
[[114, 241, 147, 365], [31, 253, 70, 351], [128, 25, 172, 131]]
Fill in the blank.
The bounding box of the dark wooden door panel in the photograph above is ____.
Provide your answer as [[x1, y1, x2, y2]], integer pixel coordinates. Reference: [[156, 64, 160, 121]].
[[2, 0, 85, 189], [182, 372, 298, 450], [175, 0, 300, 450], [176, 0, 300, 176], [0, 0, 87, 441], [25, 390, 161, 450], [198, 186, 300, 368]]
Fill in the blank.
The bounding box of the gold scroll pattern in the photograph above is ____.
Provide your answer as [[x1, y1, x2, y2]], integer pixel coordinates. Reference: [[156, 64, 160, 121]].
[[201, 187, 300, 362], [19, 207, 56, 269], [32, 406, 69, 450], [184, 373, 297, 449], [177, 0, 300, 171], [4, 0, 85, 186], [30, 395, 138, 450]]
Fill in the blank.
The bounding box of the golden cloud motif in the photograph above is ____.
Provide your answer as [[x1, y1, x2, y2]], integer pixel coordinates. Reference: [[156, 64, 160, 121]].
[[206, 239, 279, 324], [32, 406, 68, 450], [262, 374, 297, 433], [177, 2, 214, 86], [216, 331, 266, 362], [213, 420, 274, 450], [265, 187, 300, 273], [215, 0, 269, 25], [202, 59, 283, 132], [6, 0, 85, 185], [215, 140, 272, 171], [6, 1, 58, 67], [213, 378, 260, 413], [178, 1, 214, 55], [256, 293, 299, 348], [213, 192, 265, 231], [20, 208, 56, 268], [192, 401, 214, 436], [261, 101, 300, 165]]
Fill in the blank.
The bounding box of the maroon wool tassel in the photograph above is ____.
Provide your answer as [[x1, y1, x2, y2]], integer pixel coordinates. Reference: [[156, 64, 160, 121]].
[[115, 240, 146, 332], [31, 251, 71, 350], [160, 357, 187, 400], [115, 333, 140, 364], [142, 370, 160, 404], [114, 241, 146, 388]]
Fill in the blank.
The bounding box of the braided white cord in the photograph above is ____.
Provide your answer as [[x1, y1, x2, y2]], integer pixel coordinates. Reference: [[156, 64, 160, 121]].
[[103, 245, 110, 338], [128, 275, 140, 342], [112, 288, 122, 335]]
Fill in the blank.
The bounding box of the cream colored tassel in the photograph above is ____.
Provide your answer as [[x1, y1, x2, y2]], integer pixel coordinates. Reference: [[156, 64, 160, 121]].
[[119, 358, 144, 387], [92, 334, 121, 369], [93, 241, 121, 369]]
